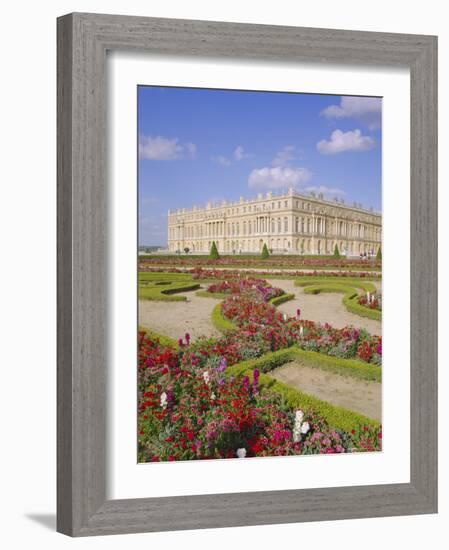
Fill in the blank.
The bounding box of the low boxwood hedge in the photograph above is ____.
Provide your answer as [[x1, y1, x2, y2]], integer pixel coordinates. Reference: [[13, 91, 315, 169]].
[[211, 303, 237, 333], [226, 347, 380, 432], [269, 292, 295, 306]]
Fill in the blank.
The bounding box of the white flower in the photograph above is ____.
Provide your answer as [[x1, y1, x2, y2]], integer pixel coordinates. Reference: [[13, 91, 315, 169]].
[[236, 448, 247, 459], [203, 371, 210, 385], [283, 313, 288, 321], [366, 291, 370, 301], [299, 326, 304, 337], [293, 410, 306, 442], [160, 392, 168, 409], [211, 392, 216, 400]]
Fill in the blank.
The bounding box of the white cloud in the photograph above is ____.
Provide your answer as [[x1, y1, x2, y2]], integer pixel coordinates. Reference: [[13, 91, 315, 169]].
[[321, 96, 382, 129], [234, 145, 249, 161], [248, 166, 312, 189], [212, 155, 232, 166], [317, 129, 375, 154], [139, 135, 197, 160], [272, 145, 296, 167], [213, 145, 250, 166]]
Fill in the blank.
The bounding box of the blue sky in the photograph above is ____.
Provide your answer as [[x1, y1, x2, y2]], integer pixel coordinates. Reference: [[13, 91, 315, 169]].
[[138, 86, 382, 246]]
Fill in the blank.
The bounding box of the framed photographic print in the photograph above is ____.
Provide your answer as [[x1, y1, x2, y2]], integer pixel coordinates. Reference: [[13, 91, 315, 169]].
[[57, 13, 437, 536]]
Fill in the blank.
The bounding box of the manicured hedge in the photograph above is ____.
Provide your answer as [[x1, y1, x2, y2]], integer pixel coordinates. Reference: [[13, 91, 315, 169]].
[[295, 277, 381, 321], [195, 290, 228, 299], [139, 282, 201, 301], [138, 326, 179, 349], [211, 303, 237, 333], [295, 277, 377, 293], [269, 293, 295, 306], [227, 346, 381, 383], [226, 348, 380, 432], [344, 294, 382, 321]]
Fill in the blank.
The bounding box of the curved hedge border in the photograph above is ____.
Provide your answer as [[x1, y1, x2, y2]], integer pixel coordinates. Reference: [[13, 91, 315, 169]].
[[195, 290, 228, 299], [211, 303, 237, 333], [138, 326, 180, 349], [343, 293, 381, 321], [226, 349, 380, 432], [296, 277, 381, 321], [269, 292, 295, 306]]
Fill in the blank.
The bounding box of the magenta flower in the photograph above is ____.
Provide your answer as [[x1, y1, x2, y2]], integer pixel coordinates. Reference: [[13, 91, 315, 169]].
[[185, 332, 191, 345], [296, 308, 301, 319]]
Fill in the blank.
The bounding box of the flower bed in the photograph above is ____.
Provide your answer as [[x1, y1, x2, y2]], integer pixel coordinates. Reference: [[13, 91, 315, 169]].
[[207, 276, 284, 302], [358, 292, 382, 311], [139, 255, 381, 270], [138, 331, 381, 462]]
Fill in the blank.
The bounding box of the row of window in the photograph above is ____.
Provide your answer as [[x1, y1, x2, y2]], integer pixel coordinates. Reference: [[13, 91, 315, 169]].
[[170, 218, 381, 240]]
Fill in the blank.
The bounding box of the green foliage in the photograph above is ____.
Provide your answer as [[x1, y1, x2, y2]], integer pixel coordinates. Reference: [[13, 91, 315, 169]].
[[344, 294, 382, 321], [376, 246, 382, 260], [211, 303, 236, 333], [261, 243, 270, 259], [227, 347, 381, 383], [333, 243, 341, 258], [138, 326, 179, 349], [138, 272, 200, 301], [226, 347, 380, 432], [269, 293, 295, 306], [195, 290, 228, 299], [294, 276, 381, 321], [209, 241, 220, 260]]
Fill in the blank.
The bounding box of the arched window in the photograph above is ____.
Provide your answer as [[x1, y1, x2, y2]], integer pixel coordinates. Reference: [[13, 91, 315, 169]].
[[277, 218, 281, 233], [295, 217, 299, 232], [284, 217, 288, 232]]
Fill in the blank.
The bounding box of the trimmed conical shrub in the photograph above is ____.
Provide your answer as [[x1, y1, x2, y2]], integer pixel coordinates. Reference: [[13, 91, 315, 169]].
[[261, 243, 270, 259], [333, 244, 341, 258], [376, 246, 382, 260], [209, 241, 220, 260]]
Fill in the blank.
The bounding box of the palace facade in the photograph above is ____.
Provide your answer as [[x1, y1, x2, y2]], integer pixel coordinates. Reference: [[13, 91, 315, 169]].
[[167, 187, 381, 256]]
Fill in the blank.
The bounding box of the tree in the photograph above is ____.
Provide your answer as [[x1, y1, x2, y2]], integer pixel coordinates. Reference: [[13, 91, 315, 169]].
[[333, 243, 341, 258], [183, 247, 190, 255], [209, 241, 220, 260], [376, 246, 382, 260], [261, 243, 270, 259]]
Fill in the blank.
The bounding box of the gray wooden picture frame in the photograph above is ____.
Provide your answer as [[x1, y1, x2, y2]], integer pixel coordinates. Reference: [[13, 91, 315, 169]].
[[57, 12, 438, 537]]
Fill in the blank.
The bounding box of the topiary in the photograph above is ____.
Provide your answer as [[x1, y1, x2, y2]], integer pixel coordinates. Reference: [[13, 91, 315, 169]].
[[376, 246, 382, 260], [209, 241, 220, 260], [261, 243, 269, 259], [333, 244, 341, 258]]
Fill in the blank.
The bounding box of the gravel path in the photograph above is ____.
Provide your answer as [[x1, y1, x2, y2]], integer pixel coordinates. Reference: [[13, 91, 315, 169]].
[[139, 287, 221, 342], [271, 361, 382, 421], [271, 279, 382, 336]]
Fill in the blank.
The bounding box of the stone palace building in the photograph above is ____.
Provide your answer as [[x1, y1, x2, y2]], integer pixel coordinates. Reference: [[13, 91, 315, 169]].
[[167, 187, 381, 256]]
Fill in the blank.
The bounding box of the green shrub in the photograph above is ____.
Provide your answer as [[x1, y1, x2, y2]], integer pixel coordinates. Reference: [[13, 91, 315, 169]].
[[211, 303, 236, 333], [209, 241, 220, 260], [333, 243, 341, 258], [344, 294, 382, 321], [138, 326, 179, 349], [226, 347, 381, 383], [195, 290, 228, 299], [376, 246, 382, 260], [269, 293, 295, 306], [261, 243, 270, 259], [226, 348, 380, 432]]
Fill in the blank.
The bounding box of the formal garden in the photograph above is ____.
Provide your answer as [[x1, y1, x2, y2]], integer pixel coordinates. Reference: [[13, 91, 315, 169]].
[[138, 244, 382, 462]]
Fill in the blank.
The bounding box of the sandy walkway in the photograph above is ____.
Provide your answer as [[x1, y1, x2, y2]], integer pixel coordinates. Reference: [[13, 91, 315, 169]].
[[271, 361, 381, 421], [271, 279, 382, 336], [139, 287, 221, 341]]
